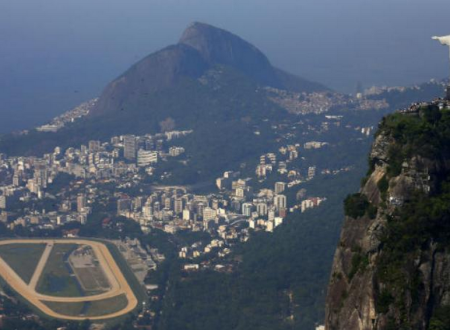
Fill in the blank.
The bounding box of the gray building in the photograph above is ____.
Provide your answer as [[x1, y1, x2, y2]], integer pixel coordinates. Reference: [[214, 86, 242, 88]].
[[124, 135, 137, 160]]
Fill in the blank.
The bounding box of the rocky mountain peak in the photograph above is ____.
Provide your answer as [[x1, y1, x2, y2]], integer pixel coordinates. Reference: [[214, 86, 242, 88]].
[[179, 22, 281, 87], [89, 22, 326, 117]]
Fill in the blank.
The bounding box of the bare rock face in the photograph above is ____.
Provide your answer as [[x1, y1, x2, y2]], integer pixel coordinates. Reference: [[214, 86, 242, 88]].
[[326, 165, 385, 330], [325, 109, 450, 330], [179, 22, 281, 87], [369, 132, 392, 166]]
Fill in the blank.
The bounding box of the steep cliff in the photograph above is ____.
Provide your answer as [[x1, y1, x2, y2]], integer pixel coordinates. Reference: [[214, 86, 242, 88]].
[[326, 101, 450, 330]]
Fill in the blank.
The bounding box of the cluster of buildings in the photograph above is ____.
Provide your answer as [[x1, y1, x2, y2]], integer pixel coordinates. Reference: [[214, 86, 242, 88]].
[[36, 98, 98, 133], [115, 173, 292, 260], [0, 99, 377, 263], [304, 141, 329, 149], [364, 80, 450, 103], [0, 130, 192, 231], [299, 197, 327, 213], [179, 239, 232, 260], [265, 87, 388, 115], [399, 98, 450, 114], [255, 144, 317, 184], [0, 99, 378, 267]]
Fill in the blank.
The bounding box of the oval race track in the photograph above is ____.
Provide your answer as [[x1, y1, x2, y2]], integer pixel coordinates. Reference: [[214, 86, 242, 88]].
[[0, 239, 138, 321]]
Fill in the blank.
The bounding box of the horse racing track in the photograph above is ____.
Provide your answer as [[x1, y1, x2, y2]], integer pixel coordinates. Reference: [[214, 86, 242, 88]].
[[0, 239, 139, 320]]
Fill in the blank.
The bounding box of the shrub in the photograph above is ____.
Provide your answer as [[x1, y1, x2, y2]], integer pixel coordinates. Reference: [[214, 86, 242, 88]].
[[376, 290, 394, 314], [377, 175, 389, 193], [377, 175, 390, 201], [367, 204, 378, 219], [429, 306, 450, 330], [348, 253, 369, 280], [344, 193, 370, 219]]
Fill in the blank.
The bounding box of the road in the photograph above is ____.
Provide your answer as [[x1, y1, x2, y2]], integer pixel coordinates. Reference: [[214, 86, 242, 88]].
[[0, 239, 138, 321]]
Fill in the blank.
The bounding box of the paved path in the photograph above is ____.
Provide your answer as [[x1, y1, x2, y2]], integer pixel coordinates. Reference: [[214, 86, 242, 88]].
[[29, 242, 53, 291], [0, 239, 138, 321]]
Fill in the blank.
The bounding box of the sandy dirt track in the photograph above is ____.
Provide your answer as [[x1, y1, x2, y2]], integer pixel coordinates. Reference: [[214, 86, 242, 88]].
[[29, 243, 53, 291], [0, 239, 138, 321]]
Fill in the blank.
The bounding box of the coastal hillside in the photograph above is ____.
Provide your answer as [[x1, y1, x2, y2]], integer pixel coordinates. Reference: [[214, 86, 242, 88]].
[[0, 22, 327, 160]]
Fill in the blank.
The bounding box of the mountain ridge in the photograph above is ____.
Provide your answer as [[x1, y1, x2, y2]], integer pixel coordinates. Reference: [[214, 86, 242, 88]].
[[90, 22, 327, 117]]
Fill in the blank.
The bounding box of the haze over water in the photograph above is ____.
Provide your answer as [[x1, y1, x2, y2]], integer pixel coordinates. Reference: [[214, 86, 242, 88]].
[[1, 0, 450, 134]]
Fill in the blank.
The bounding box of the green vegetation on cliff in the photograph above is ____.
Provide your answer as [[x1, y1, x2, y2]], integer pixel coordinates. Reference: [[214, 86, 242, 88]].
[[378, 104, 450, 163], [344, 193, 377, 219], [326, 102, 450, 330], [369, 104, 450, 328]]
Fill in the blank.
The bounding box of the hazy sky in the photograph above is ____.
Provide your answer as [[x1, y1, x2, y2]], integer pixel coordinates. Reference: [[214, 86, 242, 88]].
[[1, 0, 450, 133]]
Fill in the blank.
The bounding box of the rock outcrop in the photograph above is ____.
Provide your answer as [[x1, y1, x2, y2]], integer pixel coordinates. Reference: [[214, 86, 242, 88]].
[[179, 22, 280, 87], [326, 102, 450, 329]]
